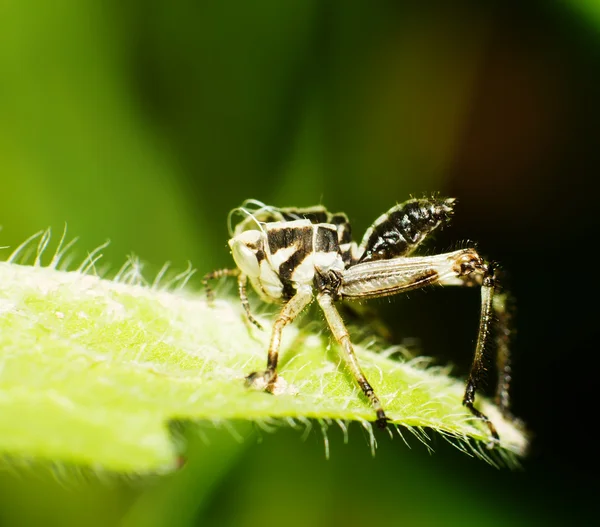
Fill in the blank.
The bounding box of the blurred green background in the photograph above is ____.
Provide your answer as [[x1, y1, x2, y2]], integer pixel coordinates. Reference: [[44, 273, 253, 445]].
[[1, 1, 598, 526]]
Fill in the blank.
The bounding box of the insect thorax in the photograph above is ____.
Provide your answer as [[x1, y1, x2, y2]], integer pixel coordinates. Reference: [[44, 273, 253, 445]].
[[229, 218, 348, 302]]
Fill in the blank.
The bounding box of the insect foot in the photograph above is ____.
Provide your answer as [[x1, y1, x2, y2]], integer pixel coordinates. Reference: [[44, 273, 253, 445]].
[[245, 370, 295, 396], [463, 384, 500, 449], [375, 413, 391, 430], [245, 370, 277, 392]]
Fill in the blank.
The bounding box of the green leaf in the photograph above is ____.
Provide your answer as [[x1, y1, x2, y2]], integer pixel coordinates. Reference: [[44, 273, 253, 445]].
[[0, 236, 528, 474]]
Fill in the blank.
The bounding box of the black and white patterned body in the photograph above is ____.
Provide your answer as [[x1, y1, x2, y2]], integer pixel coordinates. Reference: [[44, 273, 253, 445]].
[[228, 198, 455, 303], [230, 218, 345, 303], [205, 197, 515, 443]]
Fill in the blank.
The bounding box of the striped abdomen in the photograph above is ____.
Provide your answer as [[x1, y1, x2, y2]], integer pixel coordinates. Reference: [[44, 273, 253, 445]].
[[357, 198, 455, 263]]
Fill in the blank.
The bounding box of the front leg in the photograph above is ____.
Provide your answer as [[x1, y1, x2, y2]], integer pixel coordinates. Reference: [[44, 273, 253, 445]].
[[202, 268, 264, 330], [202, 268, 239, 304], [237, 273, 263, 330], [246, 289, 313, 392]]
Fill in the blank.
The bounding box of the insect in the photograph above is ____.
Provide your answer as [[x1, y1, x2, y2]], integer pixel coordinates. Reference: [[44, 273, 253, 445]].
[[203, 197, 513, 444]]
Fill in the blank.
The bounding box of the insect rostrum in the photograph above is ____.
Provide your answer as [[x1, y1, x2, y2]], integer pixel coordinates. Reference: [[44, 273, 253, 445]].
[[203, 197, 514, 445]]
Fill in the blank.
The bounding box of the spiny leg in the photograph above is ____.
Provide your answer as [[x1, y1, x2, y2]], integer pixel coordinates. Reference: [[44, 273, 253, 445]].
[[246, 289, 313, 392], [317, 293, 388, 429], [202, 268, 239, 304], [451, 252, 513, 444], [492, 291, 514, 416], [202, 268, 263, 329], [237, 273, 263, 330], [461, 262, 500, 444]]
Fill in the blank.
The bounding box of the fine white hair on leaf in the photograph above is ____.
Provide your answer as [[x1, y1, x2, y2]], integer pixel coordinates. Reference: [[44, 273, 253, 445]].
[[298, 417, 313, 442], [34, 228, 52, 267], [439, 428, 512, 469], [214, 419, 245, 444], [394, 425, 413, 450], [284, 417, 299, 429], [7, 229, 44, 264], [49, 225, 79, 270], [113, 257, 134, 283], [359, 420, 377, 457], [166, 261, 196, 292], [77, 240, 110, 275], [318, 419, 331, 459], [126, 256, 147, 286], [335, 419, 349, 444], [151, 261, 172, 290], [407, 426, 434, 454], [114, 255, 147, 286], [254, 418, 279, 434], [379, 344, 414, 361]]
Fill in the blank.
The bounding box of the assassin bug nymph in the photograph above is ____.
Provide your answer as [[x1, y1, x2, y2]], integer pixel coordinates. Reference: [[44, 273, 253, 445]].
[[203, 197, 514, 444]]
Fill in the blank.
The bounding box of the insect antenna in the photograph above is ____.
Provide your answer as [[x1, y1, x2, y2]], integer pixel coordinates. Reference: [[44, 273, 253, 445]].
[[227, 200, 278, 237]]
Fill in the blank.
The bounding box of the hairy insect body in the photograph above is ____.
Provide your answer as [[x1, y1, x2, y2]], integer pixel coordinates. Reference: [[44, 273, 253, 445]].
[[358, 198, 454, 262], [205, 197, 514, 443]]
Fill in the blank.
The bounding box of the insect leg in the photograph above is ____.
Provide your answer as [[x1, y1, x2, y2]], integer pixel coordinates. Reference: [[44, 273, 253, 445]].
[[237, 273, 263, 330], [317, 292, 389, 429], [246, 289, 313, 392], [460, 263, 500, 444], [492, 291, 513, 416], [202, 268, 239, 303], [442, 251, 515, 443], [341, 248, 513, 442]]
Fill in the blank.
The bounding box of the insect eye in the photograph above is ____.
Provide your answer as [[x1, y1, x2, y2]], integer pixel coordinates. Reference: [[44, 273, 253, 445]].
[[229, 232, 263, 277]]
